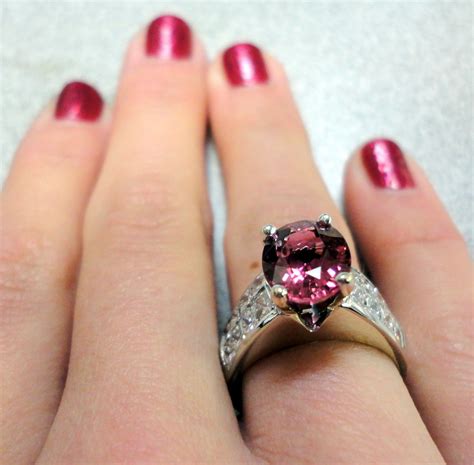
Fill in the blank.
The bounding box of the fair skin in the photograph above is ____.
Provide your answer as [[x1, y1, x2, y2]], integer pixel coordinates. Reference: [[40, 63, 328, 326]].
[[1, 16, 473, 465]]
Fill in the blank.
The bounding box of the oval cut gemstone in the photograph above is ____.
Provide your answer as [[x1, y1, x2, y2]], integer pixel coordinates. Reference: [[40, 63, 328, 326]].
[[262, 220, 351, 310]]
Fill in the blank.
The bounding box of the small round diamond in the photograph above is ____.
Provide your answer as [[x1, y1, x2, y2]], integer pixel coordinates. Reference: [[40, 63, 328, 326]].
[[262, 220, 351, 310]]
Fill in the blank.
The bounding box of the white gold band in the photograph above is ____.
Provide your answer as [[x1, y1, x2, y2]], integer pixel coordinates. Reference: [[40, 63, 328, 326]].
[[220, 268, 406, 385]]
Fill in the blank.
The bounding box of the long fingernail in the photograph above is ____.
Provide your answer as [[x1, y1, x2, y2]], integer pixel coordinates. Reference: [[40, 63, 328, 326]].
[[223, 43, 269, 86], [361, 139, 415, 189], [146, 15, 192, 59], [55, 81, 103, 122]]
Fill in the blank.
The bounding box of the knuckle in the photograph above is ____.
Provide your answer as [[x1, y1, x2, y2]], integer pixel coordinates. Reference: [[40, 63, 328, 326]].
[[95, 173, 201, 256], [232, 103, 294, 132], [426, 301, 474, 376], [378, 225, 468, 254], [120, 67, 202, 111], [19, 128, 100, 166], [226, 189, 322, 243], [0, 228, 57, 324]]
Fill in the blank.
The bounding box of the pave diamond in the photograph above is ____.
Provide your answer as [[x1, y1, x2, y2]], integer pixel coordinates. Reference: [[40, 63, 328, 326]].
[[222, 316, 242, 360], [220, 274, 279, 369], [341, 269, 405, 347], [240, 304, 255, 333]]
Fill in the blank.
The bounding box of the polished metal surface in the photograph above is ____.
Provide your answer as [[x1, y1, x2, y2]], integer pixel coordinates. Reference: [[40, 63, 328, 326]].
[[221, 269, 406, 385]]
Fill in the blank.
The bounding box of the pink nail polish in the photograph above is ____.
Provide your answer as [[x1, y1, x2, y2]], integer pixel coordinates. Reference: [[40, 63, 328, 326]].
[[146, 15, 192, 59], [223, 43, 269, 86], [361, 139, 415, 189], [55, 81, 103, 122]]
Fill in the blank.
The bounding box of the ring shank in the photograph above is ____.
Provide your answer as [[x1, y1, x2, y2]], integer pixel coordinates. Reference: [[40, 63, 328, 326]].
[[236, 308, 404, 383], [220, 269, 406, 386]]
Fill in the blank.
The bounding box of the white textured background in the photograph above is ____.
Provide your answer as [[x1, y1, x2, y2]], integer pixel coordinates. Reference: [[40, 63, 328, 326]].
[[1, 1, 472, 327]]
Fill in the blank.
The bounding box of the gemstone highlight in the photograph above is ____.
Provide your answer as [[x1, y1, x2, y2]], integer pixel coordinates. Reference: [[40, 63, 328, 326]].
[[262, 220, 351, 310]]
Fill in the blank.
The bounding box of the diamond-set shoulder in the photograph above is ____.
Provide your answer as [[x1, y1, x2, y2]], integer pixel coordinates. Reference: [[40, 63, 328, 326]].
[[340, 269, 405, 348], [220, 274, 278, 370], [220, 268, 405, 376]]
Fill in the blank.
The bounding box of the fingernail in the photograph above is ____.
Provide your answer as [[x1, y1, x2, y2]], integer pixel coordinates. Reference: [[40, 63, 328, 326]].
[[361, 139, 415, 189], [55, 81, 103, 122], [146, 15, 192, 59], [223, 43, 269, 86]]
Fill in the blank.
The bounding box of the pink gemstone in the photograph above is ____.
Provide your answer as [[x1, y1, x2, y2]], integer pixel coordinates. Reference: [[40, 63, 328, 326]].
[[262, 220, 351, 310]]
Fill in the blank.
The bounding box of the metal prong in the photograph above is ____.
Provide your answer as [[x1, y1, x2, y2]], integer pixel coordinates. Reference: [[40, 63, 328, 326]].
[[317, 213, 332, 228], [300, 307, 315, 315], [336, 271, 354, 297], [262, 224, 277, 238], [271, 285, 288, 309]]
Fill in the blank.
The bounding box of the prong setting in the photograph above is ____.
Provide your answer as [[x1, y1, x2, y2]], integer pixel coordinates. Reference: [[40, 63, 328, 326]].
[[317, 213, 332, 229], [336, 271, 354, 297], [271, 285, 289, 309], [262, 224, 277, 238]]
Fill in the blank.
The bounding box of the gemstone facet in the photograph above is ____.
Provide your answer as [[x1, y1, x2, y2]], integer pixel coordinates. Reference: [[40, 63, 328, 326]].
[[262, 220, 351, 311]]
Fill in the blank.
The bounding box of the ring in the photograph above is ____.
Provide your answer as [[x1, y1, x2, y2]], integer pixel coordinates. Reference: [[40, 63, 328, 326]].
[[220, 214, 406, 387]]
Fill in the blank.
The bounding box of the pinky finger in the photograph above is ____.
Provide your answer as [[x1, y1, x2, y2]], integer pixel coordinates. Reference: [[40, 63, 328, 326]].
[[344, 138, 473, 464]]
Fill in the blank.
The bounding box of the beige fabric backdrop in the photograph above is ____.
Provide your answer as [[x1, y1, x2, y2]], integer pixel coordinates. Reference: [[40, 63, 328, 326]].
[[1, 1, 472, 327]]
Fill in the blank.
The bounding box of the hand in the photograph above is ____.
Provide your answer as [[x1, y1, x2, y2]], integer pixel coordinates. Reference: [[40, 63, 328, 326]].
[[2, 15, 472, 465]]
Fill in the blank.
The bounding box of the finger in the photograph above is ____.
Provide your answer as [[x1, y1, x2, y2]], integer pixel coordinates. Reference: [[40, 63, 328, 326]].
[[210, 43, 356, 300], [1, 82, 107, 465], [39, 17, 243, 464], [344, 138, 473, 464], [209, 44, 444, 463]]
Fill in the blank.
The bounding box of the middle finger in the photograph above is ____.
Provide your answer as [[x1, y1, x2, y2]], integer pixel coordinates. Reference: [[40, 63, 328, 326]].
[[39, 17, 241, 464]]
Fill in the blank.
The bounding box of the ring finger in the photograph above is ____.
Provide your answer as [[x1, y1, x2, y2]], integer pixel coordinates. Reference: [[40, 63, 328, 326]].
[[208, 44, 444, 464]]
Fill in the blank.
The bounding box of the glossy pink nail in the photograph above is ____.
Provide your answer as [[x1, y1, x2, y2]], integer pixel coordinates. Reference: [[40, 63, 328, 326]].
[[55, 81, 103, 122], [361, 139, 415, 189], [223, 43, 269, 86], [146, 15, 191, 59]]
